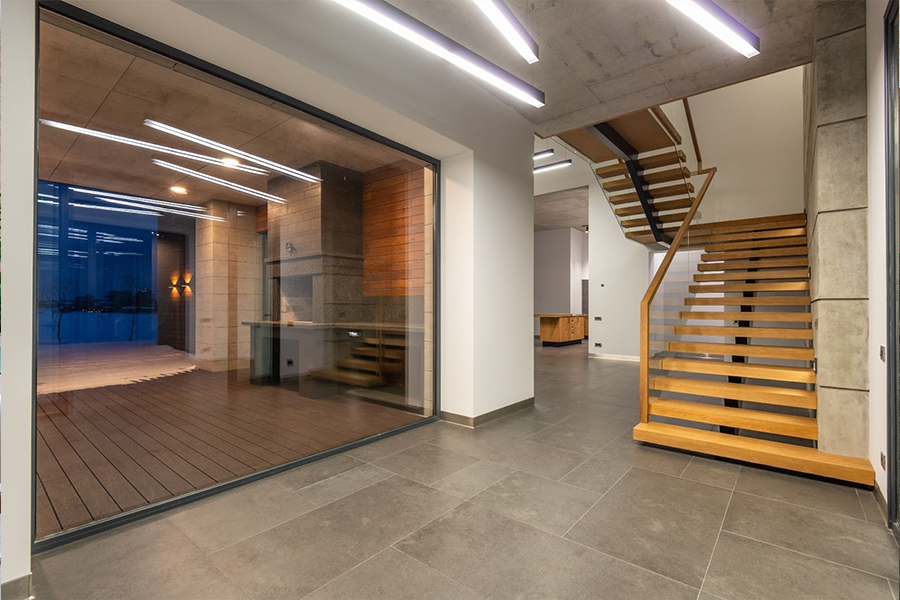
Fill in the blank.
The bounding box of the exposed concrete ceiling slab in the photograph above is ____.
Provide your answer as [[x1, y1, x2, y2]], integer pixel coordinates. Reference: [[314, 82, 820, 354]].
[[534, 186, 588, 231], [389, 0, 814, 137]]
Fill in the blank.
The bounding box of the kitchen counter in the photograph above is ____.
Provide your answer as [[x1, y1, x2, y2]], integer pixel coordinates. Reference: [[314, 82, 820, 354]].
[[534, 314, 587, 346]]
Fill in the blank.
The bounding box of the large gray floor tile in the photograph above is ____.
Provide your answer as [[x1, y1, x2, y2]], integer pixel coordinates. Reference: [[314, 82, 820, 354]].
[[507, 405, 574, 424], [723, 492, 899, 579], [859, 489, 889, 526], [734, 466, 866, 520], [374, 443, 479, 484], [210, 476, 460, 599], [681, 457, 741, 490], [32, 519, 248, 600], [591, 433, 694, 476], [526, 418, 633, 455], [479, 415, 552, 438], [395, 502, 698, 600], [891, 578, 899, 600], [470, 470, 599, 535], [431, 460, 514, 499], [168, 479, 317, 554], [566, 468, 731, 587], [560, 456, 632, 494], [345, 422, 452, 462], [273, 453, 365, 491], [296, 463, 394, 506], [704, 532, 894, 600], [304, 548, 483, 600]]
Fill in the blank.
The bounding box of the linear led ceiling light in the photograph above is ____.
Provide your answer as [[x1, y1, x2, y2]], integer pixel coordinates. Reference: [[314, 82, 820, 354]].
[[95, 197, 226, 222], [144, 120, 321, 183], [533, 148, 554, 160], [70, 202, 162, 217], [70, 188, 208, 213], [330, 0, 545, 107], [666, 0, 760, 58], [40, 119, 269, 175], [152, 159, 287, 204], [534, 159, 572, 174], [473, 0, 539, 64]]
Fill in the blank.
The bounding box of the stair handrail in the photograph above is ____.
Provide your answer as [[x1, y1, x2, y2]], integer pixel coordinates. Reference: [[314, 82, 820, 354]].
[[681, 98, 703, 172], [639, 167, 717, 422]]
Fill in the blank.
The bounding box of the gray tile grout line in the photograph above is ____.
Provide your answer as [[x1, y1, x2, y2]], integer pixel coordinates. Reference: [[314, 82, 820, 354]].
[[723, 530, 900, 584], [561, 466, 633, 538], [731, 487, 872, 523], [696, 486, 735, 600], [296, 546, 388, 600], [391, 545, 488, 599]]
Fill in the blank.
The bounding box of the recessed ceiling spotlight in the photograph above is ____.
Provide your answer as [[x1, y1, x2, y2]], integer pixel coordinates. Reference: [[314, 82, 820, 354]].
[[222, 158, 241, 167], [534, 159, 572, 174], [533, 149, 555, 160], [170, 186, 188, 195], [329, 0, 545, 107], [666, 0, 760, 58], [472, 0, 539, 64]]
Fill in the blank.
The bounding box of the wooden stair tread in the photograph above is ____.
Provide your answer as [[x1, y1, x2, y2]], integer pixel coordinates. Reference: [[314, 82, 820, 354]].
[[689, 282, 809, 293], [667, 341, 815, 360], [685, 297, 811, 306], [615, 198, 693, 217], [652, 375, 817, 409], [334, 358, 403, 373], [652, 357, 816, 383], [697, 258, 808, 271], [595, 150, 686, 178], [361, 337, 407, 347], [679, 311, 812, 323], [702, 247, 808, 261], [610, 182, 695, 205], [648, 398, 818, 439], [632, 422, 874, 485], [352, 347, 405, 360], [620, 211, 691, 228], [603, 167, 692, 192], [672, 325, 813, 340], [309, 369, 385, 387], [704, 237, 807, 252], [695, 269, 808, 282], [691, 219, 807, 237], [706, 227, 807, 243]]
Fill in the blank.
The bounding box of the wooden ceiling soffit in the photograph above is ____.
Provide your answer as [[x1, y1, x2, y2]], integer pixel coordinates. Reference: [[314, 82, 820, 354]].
[[557, 107, 678, 163]]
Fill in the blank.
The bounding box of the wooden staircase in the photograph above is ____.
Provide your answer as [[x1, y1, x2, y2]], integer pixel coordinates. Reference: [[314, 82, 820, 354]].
[[635, 212, 875, 485], [309, 334, 405, 388]]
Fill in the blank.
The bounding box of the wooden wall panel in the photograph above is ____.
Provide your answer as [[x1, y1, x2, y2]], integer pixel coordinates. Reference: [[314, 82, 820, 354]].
[[363, 162, 427, 297]]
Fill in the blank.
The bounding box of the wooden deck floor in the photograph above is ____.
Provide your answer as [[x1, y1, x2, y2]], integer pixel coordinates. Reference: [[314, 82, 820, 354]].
[[35, 369, 423, 538]]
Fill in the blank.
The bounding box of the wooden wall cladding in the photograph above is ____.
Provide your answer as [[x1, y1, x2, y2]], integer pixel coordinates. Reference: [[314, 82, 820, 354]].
[[362, 162, 427, 297]]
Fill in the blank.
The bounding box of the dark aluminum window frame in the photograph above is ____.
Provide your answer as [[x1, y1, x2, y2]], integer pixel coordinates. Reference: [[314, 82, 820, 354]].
[[33, 0, 442, 553]]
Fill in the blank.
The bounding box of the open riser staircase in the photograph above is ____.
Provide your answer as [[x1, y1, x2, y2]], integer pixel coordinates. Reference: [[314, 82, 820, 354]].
[[634, 212, 875, 485]]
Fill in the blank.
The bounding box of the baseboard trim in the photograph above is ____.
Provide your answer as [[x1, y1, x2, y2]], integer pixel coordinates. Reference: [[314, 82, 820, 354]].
[[441, 396, 535, 428], [1, 574, 32, 600], [589, 353, 639, 362]]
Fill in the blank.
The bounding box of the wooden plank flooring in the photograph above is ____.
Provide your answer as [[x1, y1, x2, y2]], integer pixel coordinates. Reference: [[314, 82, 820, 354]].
[[35, 369, 423, 538]]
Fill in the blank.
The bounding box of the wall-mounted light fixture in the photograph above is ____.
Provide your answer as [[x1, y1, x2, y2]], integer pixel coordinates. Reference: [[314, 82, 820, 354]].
[[666, 0, 759, 58], [534, 159, 572, 174], [473, 0, 539, 64], [533, 148, 554, 160]]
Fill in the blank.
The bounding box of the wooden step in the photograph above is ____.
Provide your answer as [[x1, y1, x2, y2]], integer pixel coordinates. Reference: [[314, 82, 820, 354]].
[[697, 258, 808, 272], [673, 325, 813, 340], [652, 376, 817, 409], [652, 357, 816, 383], [335, 358, 383, 373], [361, 337, 407, 347], [692, 219, 808, 237], [679, 311, 812, 323], [603, 167, 692, 192], [706, 227, 807, 243], [704, 237, 807, 253], [610, 182, 695, 205], [667, 340, 814, 361], [595, 150, 686, 178], [648, 398, 818, 439], [620, 211, 691, 229], [615, 198, 693, 217], [632, 422, 874, 485], [694, 269, 808, 282], [701, 247, 808, 262], [685, 297, 811, 307], [309, 369, 385, 388], [689, 282, 809, 293], [352, 347, 405, 360]]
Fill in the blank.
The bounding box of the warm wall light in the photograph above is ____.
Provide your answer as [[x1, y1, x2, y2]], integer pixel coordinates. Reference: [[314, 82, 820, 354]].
[[533, 148, 554, 160], [666, 0, 760, 58], [329, 0, 545, 107], [472, 0, 539, 64], [170, 186, 188, 195], [152, 159, 287, 204], [534, 159, 572, 174]]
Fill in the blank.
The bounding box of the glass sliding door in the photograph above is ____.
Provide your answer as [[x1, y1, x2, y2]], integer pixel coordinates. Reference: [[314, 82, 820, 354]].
[[35, 9, 437, 541]]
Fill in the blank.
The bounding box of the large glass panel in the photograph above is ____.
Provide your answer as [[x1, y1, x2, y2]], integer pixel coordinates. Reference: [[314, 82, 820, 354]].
[[35, 11, 436, 538]]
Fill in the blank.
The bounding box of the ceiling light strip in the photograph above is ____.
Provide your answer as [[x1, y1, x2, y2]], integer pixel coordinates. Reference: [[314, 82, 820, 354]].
[[666, 0, 759, 58], [473, 0, 539, 64], [144, 120, 321, 183], [533, 148, 554, 160], [70, 202, 162, 217], [70, 187, 208, 212], [40, 119, 270, 175], [534, 159, 572, 174], [94, 197, 226, 222], [330, 0, 545, 108], [152, 159, 287, 204]]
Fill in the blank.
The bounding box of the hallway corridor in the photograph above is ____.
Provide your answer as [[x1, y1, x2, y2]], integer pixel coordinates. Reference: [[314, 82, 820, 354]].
[[31, 345, 899, 600]]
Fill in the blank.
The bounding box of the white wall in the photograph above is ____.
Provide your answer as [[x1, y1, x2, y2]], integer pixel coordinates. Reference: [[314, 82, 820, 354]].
[[535, 138, 650, 360], [661, 67, 805, 223], [866, 0, 890, 501], [570, 228, 588, 313], [532, 227, 587, 335]]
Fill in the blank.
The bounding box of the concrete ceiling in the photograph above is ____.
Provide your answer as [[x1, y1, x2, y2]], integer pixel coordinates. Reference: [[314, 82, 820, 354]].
[[534, 186, 588, 232], [389, 0, 815, 137]]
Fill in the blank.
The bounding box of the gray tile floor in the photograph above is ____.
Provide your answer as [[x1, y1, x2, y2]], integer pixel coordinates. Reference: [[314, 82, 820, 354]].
[[31, 343, 899, 599]]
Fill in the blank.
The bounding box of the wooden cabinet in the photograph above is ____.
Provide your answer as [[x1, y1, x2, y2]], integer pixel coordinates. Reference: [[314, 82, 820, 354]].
[[536, 314, 587, 346]]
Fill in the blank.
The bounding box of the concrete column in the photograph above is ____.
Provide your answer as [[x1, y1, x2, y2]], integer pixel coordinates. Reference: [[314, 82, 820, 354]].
[[804, 0, 869, 458]]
